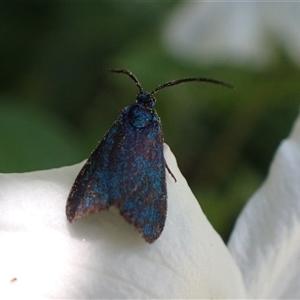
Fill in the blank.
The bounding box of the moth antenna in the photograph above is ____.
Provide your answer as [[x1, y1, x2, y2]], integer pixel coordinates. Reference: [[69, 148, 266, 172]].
[[109, 69, 144, 93], [151, 77, 234, 95]]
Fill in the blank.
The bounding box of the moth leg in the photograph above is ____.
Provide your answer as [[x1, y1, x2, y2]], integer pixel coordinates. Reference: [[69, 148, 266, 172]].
[[165, 161, 177, 182]]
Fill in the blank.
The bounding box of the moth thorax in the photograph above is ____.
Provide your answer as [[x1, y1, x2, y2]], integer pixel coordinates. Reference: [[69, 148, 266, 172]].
[[129, 104, 153, 129]]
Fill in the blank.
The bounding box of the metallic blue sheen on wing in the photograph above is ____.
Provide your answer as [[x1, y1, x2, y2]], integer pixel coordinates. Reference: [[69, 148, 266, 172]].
[[66, 102, 167, 243]]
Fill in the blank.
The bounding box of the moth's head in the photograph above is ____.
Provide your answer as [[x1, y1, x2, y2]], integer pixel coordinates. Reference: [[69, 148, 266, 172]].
[[136, 92, 156, 108]]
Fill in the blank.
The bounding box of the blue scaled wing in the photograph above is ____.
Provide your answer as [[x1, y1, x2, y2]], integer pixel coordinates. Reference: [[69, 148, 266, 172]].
[[66, 106, 167, 243]]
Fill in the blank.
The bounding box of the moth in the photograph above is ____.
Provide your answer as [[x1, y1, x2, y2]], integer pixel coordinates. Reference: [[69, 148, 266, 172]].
[[66, 69, 232, 243]]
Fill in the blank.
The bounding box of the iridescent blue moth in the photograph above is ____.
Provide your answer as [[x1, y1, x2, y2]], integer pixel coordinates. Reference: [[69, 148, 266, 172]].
[[66, 69, 232, 243]]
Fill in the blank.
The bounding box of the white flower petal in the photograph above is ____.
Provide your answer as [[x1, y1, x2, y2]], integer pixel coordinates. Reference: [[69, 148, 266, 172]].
[[0, 144, 245, 298], [264, 4, 300, 66], [163, 2, 273, 68], [163, 2, 300, 68], [228, 113, 300, 298]]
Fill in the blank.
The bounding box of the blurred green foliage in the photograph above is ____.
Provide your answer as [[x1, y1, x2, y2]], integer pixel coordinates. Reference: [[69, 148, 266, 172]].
[[1, 2, 299, 241]]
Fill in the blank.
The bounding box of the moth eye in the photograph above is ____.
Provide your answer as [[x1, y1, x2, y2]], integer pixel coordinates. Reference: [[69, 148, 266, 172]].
[[129, 105, 153, 129], [150, 98, 156, 107]]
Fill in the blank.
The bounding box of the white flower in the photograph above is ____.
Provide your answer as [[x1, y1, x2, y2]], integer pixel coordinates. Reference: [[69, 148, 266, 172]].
[[3, 110, 300, 298], [228, 111, 300, 298], [163, 2, 300, 68], [0, 144, 245, 298]]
